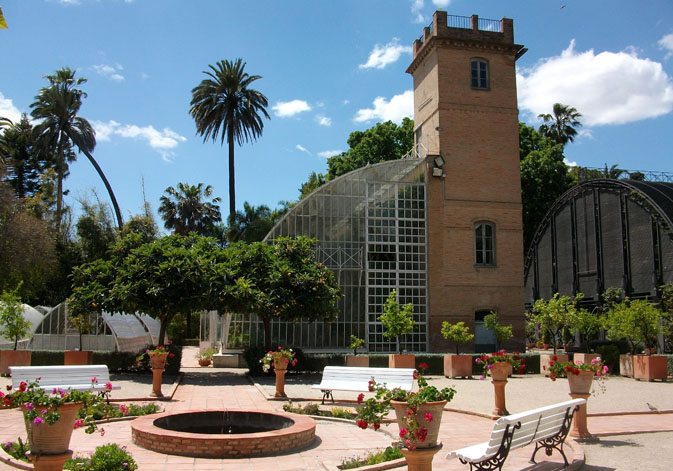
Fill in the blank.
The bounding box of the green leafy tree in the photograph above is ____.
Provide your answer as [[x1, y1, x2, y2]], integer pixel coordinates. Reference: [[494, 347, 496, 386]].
[[75, 193, 118, 264], [538, 103, 583, 145], [379, 289, 415, 354], [571, 306, 602, 353], [190, 58, 270, 221], [348, 335, 366, 355], [483, 312, 513, 351], [226, 202, 277, 243], [0, 284, 32, 350], [299, 171, 326, 199], [158, 182, 222, 236], [532, 293, 583, 354], [604, 298, 666, 354], [0, 114, 45, 199], [440, 321, 474, 355], [30, 67, 123, 230]]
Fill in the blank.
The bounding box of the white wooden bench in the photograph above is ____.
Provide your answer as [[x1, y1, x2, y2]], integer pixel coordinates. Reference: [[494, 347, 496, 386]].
[[312, 366, 415, 404], [9, 365, 121, 393], [446, 398, 585, 471]]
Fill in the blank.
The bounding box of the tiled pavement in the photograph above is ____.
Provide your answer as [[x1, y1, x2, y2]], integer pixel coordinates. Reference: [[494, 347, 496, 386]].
[[0, 349, 671, 471]]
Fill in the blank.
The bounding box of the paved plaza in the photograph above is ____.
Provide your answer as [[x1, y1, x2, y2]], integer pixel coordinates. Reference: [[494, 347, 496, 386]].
[[0, 348, 671, 471]]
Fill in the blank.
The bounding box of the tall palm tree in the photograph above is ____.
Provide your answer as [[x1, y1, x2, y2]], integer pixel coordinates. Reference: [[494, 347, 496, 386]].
[[30, 68, 123, 230], [158, 182, 222, 236], [189, 59, 270, 221], [538, 103, 583, 145]]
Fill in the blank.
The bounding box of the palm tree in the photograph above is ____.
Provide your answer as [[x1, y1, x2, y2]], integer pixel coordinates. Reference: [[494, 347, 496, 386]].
[[30, 68, 123, 230], [158, 182, 222, 236], [538, 103, 583, 145], [189, 59, 270, 221], [226, 202, 275, 243]]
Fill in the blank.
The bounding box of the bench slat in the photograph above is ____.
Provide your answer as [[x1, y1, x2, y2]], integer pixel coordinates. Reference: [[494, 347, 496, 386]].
[[312, 366, 415, 396], [9, 365, 120, 391]]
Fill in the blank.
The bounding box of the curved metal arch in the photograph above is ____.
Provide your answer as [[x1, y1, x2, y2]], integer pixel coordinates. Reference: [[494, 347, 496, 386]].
[[523, 179, 673, 282]]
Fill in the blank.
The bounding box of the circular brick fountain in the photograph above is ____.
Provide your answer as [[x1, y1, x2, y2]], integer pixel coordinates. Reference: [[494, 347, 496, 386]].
[[132, 409, 316, 458]]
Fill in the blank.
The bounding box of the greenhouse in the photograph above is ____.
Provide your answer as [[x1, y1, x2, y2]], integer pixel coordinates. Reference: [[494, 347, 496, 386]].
[[204, 156, 430, 353]]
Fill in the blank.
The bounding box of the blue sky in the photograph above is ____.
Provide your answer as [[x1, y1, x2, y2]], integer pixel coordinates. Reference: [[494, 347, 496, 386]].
[[2, 0, 673, 230]]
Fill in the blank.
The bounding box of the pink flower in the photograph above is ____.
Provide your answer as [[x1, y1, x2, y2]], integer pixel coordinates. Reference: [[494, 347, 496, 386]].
[[25, 403, 33, 411], [487, 364, 493, 369], [74, 419, 84, 429], [399, 428, 408, 438], [105, 382, 113, 391], [425, 413, 433, 422], [100, 428, 106, 436], [91, 376, 98, 384], [33, 417, 43, 425], [357, 393, 365, 404]]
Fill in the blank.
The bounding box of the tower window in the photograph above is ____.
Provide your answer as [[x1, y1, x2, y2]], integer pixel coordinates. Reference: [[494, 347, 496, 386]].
[[475, 221, 495, 266], [471, 59, 489, 89]]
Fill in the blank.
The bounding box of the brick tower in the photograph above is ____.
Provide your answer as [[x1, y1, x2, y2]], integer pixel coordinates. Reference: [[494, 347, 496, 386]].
[[406, 11, 527, 352]]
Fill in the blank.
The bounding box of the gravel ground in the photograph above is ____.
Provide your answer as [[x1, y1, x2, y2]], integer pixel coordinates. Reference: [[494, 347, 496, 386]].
[[581, 432, 673, 471]]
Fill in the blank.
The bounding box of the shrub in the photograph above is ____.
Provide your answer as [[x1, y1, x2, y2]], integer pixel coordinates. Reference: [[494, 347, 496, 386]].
[[594, 344, 620, 375], [1, 437, 29, 462], [340, 446, 404, 469], [282, 401, 319, 415], [64, 443, 138, 471]]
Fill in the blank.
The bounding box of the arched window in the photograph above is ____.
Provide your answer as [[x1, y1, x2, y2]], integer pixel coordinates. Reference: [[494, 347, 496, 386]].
[[474, 221, 495, 266], [471, 59, 489, 89]]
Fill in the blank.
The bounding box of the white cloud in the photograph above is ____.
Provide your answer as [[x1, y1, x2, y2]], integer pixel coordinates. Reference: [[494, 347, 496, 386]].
[[354, 90, 414, 124], [659, 33, 673, 59], [432, 0, 450, 7], [359, 38, 413, 70], [410, 0, 425, 24], [317, 150, 342, 159], [0, 92, 22, 123], [517, 40, 673, 126], [91, 63, 125, 82], [296, 144, 311, 155], [564, 158, 578, 167], [92, 120, 186, 162], [272, 100, 311, 118], [316, 115, 332, 126]]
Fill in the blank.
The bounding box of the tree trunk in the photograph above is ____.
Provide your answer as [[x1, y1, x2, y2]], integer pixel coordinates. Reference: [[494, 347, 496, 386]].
[[185, 311, 192, 339], [82, 149, 124, 231], [263, 317, 272, 351], [13, 337, 17, 351], [159, 318, 168, 347], [228, 126, 236, 222]]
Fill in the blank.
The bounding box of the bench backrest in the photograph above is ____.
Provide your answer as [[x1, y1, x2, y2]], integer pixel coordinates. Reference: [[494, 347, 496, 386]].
[[482, 399, 585, 456], [321, 366, 415, 390], [10, 365, 113, 391]]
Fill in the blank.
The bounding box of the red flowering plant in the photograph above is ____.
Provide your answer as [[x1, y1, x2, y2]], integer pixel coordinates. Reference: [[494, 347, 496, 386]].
[[0, 377, 111, 435], [544, 355, 609, 393], [136, 342, 176, 364], [475, 350, 526, 379], [260, 346, 298, 373], [355, 365, 456, 449]]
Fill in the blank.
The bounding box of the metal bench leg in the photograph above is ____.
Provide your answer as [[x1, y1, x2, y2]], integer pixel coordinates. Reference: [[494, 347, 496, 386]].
[[459, 422, 521, 471], [530, 406, 579, 467], [321, 389, 334, 405]]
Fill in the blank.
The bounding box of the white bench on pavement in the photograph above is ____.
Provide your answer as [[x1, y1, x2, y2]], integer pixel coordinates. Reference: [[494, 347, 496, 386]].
[[312, 366, 415, 404], [446, 398, 585, 471], [9, 365, 121, 393]]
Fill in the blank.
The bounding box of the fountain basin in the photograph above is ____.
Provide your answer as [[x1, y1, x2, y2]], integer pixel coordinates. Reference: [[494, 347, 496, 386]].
[[132, 409, 315, 458]]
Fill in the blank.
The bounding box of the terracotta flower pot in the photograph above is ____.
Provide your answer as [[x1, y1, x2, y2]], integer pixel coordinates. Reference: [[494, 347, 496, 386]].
[[633, 355, 668, 381], [149, 352, 168, 370], [273, 361, 288, 397], [489, 361, 510, 381], [198, 358, 212, 367], [0, 350, 31, 376], [346, 355, 370, 367], [64, 350, 93, 365], [391, 400, 446, 448], [573, 353, 599, 366], [389, 354, 415, 368], [443, 354, 472, 378], [21, 402, 82, 455], [567, 370, 594, 395], [619, 354, 634, 377]]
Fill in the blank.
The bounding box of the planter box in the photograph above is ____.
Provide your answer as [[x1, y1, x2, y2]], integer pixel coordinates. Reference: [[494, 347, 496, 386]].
[[345, 355, 369, 367], [64, 350, 94, 365], [213, 353, 240, 368], [573, 353, 600, 366], [633, 355, 668, 381], [540, 353, 568, 376], [0, 350, 31, 376], [388, 354, 415, 369], [619, 354, 634, 377], [443, 354, 473, 378]]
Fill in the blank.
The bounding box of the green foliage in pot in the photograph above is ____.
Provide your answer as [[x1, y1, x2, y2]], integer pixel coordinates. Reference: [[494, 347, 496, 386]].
[[440, 321, 474, 355], [0, 284, 32, 350], [604, 298, 666, 354], [483, 312, 513, 351], [532, 293, 582, 354], [349, 335, 366, 356], [379, 290, 414, 354]]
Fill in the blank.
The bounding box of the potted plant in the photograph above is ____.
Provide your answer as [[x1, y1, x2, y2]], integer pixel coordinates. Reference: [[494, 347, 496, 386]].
[[346, 335, 369, 367], [483, 312, 514, 352], [380, 290, 415, 368], [441, 321, 474, 378], [475, 350, 525, 416], [137, 344, 175, 397], [261, 346, 297, 397], [571, 307, 602, 365], [196, 347, 216, 367], [0, 378, 110, 457], [604, 298, 667, 381], [355, 367, 456, 450], [65, 314, 94, 365], [0, 285, 32, 376], [532, 294, 582, 374]]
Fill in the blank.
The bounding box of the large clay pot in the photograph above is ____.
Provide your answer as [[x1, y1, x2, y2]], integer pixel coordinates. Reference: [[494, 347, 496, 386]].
[[149, 353, 169, 398], [489, 361, 510, 381], [21, 402, 82, 455], [390, 400, 446, 448], [149, 352, 169, 369], [443, 354, 472, 379], [346, 355, 370, 367], [64, 350, 93, 365], [567, 370, 594, 395], [573, 353, 600, 366], [389, 354, 415, 368], [619, 354, 634, 377], [0, 350, 31, 376], [633, 355, 668, 381]]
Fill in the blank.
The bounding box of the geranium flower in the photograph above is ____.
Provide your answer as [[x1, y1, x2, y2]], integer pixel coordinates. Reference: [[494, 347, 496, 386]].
[[373, 422, 380, 431], [74, 419, 84, 429], [424, 412, 433, 422], [399, 428, 408, 438], [19, 382, 27, 392], [33, 417, 43, 425], [357, 393, 365, 404], [356, 419, 368, 429], [105, 382, 113, 391]]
